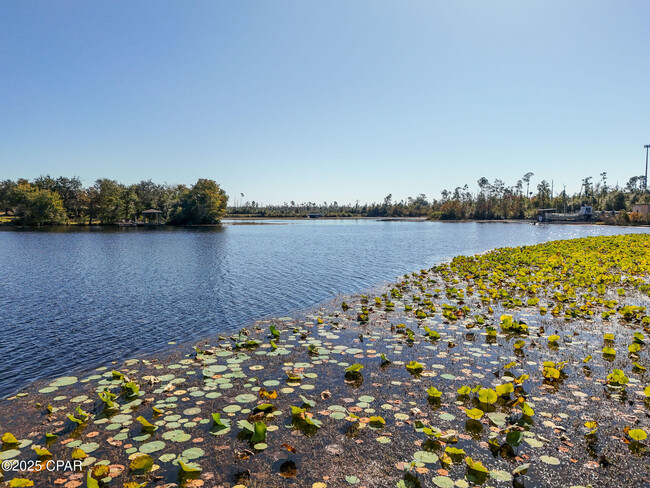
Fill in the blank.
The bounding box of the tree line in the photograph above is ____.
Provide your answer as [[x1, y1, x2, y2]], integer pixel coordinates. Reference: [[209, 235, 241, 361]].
[[229, 172, 649, 222], [0, 176, 228, 226], [2, 172, 648, 226]]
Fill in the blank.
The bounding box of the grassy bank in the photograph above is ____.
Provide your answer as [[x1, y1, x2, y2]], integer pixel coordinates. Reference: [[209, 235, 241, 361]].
[[1, 235, 650, 488]]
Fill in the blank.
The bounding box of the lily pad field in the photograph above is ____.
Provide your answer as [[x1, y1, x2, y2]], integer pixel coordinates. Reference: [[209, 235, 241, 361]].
[[2, 234, 650, 488]]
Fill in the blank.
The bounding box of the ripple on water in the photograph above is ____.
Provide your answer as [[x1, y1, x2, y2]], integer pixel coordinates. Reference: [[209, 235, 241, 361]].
[[0, 220, 648, 396]]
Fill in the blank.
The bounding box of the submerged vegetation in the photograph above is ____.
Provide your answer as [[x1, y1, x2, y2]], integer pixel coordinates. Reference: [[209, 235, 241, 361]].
[[2, 234, 650, 487]]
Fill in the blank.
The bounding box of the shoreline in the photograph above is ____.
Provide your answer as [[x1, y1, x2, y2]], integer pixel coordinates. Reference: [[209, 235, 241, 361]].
[[3, 216, 650, 229], [1, 235, 650, 488]]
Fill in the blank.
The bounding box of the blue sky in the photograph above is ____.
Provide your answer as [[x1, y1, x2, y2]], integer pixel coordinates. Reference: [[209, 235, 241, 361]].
[[1, 1, 649, 205]]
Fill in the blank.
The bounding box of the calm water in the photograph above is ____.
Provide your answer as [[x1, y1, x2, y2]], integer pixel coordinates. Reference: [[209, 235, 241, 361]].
[[1, 220, 649, 397]]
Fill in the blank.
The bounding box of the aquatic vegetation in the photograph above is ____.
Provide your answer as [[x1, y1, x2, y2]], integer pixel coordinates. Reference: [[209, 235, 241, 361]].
[[3, 234, 650, 487], [426, 386, 442, 398], [495, 383, 514, 397], [628, 428, 647, 442], [542, 361, 566, 380], [405, 361, 424, 374], [464, 408, 483, 420], [606, 369, 629, 386], [1, 432, 18, 446], [477, 388, 497, 405], [520, 402, 534, 417]]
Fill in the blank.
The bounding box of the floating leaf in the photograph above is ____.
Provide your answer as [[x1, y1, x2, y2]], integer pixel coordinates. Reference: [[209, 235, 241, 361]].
[[71, 448, 87, 460], [86, 471, 100, 488], [123, 381, 140, 397], [139, 440, 166, 453], [629, 428, 647, 441], [445, 446, 465, 456], [1, 432, 18, 445], [607, 369, 629, 386], [368, 416, 385, 427], [426, 386, 442, 398], [433, 476, 454, 488], [477, 388, 497, 404], [490, 470, 513, 482], [345, 364, 364, 373], [512, 463, 530, 476], [178, 460, 201, 473], [465, 408, 483, 420], [181, 447, 205, 460], [130, 453, 154, 472], [465, 456, 489, 473], [136, 416, 157, 432], [300, 395, 316, 408], [413, 451, 439, 463], [495, 383, 514, 397], [506, 430, 524, 447], [32, 446, 52, 457], [405, 361, 424, 374], [521, 402, 534, 417], [250, 421, 267, 443], [540, 455, 560, 465], [8, 479, 34, 488], [602, 346, 616, 356]]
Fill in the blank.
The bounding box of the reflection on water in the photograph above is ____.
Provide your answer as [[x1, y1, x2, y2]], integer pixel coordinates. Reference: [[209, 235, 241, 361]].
[[0, 220, 648, 396]]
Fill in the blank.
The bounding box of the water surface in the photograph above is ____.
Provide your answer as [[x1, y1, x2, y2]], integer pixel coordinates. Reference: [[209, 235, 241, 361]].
[[1, 220, 648, 396]]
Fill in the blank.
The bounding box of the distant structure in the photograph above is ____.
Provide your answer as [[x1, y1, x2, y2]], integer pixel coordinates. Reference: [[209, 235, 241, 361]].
[[645, 144, 650, 190], [536, 206, 593, 223], [633, 204, 650, 215], [142, 209, 164, 226], [307, 213, 322, 219]]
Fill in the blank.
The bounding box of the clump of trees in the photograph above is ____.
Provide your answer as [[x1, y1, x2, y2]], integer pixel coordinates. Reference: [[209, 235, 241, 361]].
[[429, 172, 641, 220], [0, 176, 228, 226]]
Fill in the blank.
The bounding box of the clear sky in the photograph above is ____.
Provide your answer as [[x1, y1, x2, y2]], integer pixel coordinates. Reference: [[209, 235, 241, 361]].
[[1, 1, 649, 205]]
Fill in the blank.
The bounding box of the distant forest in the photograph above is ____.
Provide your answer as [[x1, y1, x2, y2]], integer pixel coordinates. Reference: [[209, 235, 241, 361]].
[[1, 172, 649, 226], [231, 173, 649, 224]]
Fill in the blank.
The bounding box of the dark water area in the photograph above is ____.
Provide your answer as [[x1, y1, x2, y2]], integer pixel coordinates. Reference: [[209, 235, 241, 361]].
[[1, 220, 648, 397]]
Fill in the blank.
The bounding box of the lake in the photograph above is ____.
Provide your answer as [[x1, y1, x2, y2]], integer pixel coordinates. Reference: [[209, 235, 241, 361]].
[[1, 220, 648, 397]]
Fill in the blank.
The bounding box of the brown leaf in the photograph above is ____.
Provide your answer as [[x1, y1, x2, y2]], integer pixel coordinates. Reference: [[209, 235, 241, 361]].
[[282, 443, 297, 453]]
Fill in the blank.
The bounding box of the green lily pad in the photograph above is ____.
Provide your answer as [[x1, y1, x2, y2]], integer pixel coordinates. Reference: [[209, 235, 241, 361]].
[[181, 447, 204, 460], [413, 451, 439, 463], [433, 476, 454, 488], [50, 376, 78, 387], [540, 455, 560, 465], [490, 470, 513, 481], [139, 441, 166, 453]]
